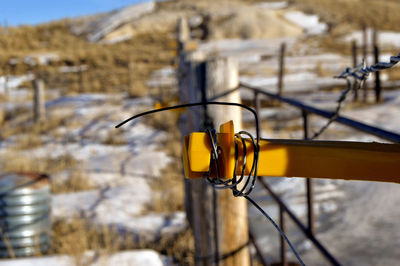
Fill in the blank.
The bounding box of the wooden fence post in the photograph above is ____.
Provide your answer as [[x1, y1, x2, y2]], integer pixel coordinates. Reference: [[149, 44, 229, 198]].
[[180, 54, 217, 265], [205, 57, 250, 266], [177, 17, 218, 266], [278, 43, 286, 97], [32, 78, 46, 122], [373, 29, 381, 103], [178, 17, 190, 51]]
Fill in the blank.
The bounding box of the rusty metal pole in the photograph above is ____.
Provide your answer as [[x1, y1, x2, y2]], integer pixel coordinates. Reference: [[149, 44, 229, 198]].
[[279, 205, 287, 266], [253, 91, 260, 116], [352, 40, 358, 102], [302, 110, 315, 234], [278, 43, 286, 98], [373, 29, 381, 103]]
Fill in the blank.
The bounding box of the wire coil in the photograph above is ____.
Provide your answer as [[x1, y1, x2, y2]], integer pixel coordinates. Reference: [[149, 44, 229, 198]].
[[204, 129, 259, 197]]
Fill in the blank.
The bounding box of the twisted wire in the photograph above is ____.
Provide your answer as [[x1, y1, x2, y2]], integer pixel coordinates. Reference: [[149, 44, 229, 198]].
[[310, 51, 400, 139], [311, 77, 363, 139], [336, 53, 400, 81]]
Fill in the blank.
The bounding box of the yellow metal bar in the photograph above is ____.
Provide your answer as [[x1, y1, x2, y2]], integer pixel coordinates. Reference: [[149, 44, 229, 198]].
[[183, 121, 400, 183]]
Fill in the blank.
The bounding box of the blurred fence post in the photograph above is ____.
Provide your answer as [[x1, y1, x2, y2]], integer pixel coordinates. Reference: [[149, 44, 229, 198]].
[[278, 43, 286, 97], [373, 29, 381, 103], [32, 78, 46, 122], [362, 24, 368, 102], [205, 57, 250, 266], [352, 40, 358, 101], [177, 17, 218, 266], [178, 17, 190, 52]]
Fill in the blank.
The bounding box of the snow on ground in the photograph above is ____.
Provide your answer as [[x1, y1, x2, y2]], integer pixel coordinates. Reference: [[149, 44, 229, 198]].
[[0, 250, 166, 266], [0, 74, 34, 94], [255, 1, 288, 10], [240, 72, 346, 97], [283, 11, 328, 35], [0, 89, 183, 262], [198, 38, 298, 63], [342, 28, 400, 48], [52, 183, 185, 244]]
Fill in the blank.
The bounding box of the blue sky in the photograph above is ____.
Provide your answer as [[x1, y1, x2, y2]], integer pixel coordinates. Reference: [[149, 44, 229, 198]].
[[1, 0, 149, 26]]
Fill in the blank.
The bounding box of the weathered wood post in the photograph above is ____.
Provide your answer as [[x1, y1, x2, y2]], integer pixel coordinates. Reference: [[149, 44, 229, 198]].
[[177, 17, 218, 266], [178, 17, 190, 52], [278, 43, 286, 97], [181, 54, 218, 266], [362, 24, 368, 102], [205, 57, 250, 266], [352, 40, 358, 101], [32, 78, 46, 122], [373, 29, 381, 103]]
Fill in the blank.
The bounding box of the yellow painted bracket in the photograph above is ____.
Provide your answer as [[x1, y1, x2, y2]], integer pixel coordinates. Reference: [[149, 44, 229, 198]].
[[182, 121, 400, 183]]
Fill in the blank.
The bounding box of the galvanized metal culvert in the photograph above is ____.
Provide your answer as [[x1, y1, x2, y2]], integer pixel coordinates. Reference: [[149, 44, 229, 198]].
[[0, 173, 51, 258]]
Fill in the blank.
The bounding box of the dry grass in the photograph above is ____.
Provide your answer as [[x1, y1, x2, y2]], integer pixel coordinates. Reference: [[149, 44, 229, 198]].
[[51, 219, 124, 265], [51, 170, 94, 194], [145, 111, 180, 132], [12, 134, 43, 150], [103, 130, 128, 146], [1, 153, 76, 174], [147, 160, 185, 214], [0, 21, 176, 96], [51, 217, 194, 265], [0, 111, 73, 141]]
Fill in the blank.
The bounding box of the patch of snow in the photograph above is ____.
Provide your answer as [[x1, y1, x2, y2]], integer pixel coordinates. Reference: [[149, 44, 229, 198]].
[[0, 74, 34, 94], [284, 11, 328, 35], [240, 72, 345, 98], [0, 250, 166, 266], [46, 94, 108, 108], [256, 1, 288, 9], [189, 15, 203, 28], [24, 53, 59, 66], [91, 250, 165, 266], [342, 28, 400, 48], [198, 38, 297, 62], [52, 178, 151, 220]]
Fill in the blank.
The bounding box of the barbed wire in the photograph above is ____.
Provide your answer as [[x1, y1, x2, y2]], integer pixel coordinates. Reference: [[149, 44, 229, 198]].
[[311, 53, 400, 139], [336, 53, 400, 81], [311, 76, 362, 139]]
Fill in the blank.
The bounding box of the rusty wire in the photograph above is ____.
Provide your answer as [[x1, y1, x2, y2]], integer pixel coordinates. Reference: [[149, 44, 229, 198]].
[[337, 53, 400, 81], [311, 52, 400, 139]]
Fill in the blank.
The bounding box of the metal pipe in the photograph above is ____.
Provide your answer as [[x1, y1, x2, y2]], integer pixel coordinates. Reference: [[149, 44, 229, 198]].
[[302, 111, 315, 234], [258, 177, 341, 266], [279, 205, 287, 266], [239, 83, 400, 143], [253, 91, 260, 116], [249, 229, 268, 266]]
